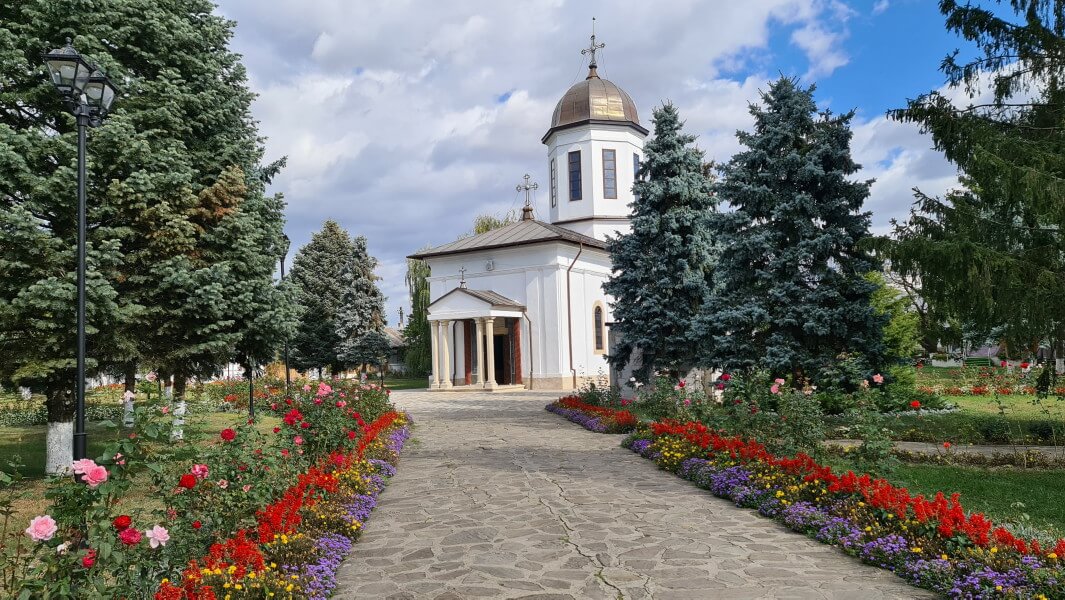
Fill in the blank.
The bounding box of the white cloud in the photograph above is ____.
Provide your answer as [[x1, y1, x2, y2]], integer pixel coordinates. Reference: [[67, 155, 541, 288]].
[[214, 0, 926, 324], [873, 0, 890, 15]]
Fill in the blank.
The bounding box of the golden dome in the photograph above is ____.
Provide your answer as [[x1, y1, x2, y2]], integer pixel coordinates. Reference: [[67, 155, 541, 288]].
[[544, 69, 644, 141]]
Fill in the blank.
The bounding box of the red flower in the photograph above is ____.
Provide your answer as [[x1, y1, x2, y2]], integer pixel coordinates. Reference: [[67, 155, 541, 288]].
[[272, 426, 281, 433], [118, 527, 142, 546], [943, 442, 952, 449], [112, 515, 132, 532], [1021, 362, 1030, 369], [348, 430, 356, 440], [720, 373, 731, 381], [300, 421, 310, 429], [1000, 360, 1007, 367], [220, 428, 236, 442], [192, 520, 202, 530], [716, 383, 725, 390], [178, 473, 197, 489], [910, 400, 921, 409], [81, 549, 96, 568]]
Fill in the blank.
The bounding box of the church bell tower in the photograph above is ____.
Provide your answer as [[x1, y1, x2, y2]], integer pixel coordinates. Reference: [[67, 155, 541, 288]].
[[542, 27, 648, 241]]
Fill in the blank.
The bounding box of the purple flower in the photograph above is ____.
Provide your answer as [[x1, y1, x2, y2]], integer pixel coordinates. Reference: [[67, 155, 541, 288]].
[[859, 534, 909, 570], [780, 501, 828, 532], [815, 517, 862, 550], [708, 466, 751, 498]]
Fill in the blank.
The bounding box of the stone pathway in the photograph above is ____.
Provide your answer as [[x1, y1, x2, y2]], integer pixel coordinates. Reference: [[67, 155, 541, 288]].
[[334, 391, 931, 599]]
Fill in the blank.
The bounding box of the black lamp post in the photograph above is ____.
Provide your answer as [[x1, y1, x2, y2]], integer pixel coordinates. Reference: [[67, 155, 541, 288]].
[[43, 39, 118, 461], [280, 234, 291, 395]]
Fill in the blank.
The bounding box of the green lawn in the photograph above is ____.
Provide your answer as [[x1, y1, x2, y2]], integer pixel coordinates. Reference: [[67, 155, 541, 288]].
[[385, 377, 428, 391], [891, 464, 1065, 537], [0, 409, 280, 478]]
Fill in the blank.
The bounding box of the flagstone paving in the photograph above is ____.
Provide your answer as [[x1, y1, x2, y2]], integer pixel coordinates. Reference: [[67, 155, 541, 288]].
[[334, 390, 931, 599]]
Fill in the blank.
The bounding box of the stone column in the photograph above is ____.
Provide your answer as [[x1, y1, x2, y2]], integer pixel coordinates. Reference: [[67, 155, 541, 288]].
[[429, 320, 440, 389], [484, 317, 497, 390], [475, 318, 486, 386], [440, 320, 453, 389]]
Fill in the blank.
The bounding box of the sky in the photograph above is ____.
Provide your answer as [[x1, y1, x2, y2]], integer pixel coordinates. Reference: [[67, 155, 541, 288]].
[[213, 0, 979, 328]]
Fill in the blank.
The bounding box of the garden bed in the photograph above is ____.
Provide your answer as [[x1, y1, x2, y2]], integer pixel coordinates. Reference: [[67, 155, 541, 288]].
[[2, 380, 411, 599], [626, 419, 1065, 598], [545, 396, 638, 433]]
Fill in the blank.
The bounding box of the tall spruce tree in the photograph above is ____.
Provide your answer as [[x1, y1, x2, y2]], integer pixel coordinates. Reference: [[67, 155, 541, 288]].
[[0, 0, 278, 470], [604, 103, 716, 379], [878, 0, 1065, 355], [289, 221, 356, 376], [336, 236, 386, 369], [696, 78, 884, 383]]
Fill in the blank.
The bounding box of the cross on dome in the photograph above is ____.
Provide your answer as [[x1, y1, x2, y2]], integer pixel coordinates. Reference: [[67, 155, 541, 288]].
[[581, 18, 605, 79], [516, 173, 539, 221]]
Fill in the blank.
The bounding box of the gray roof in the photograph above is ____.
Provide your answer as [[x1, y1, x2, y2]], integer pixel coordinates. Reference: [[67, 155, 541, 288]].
[[429, 288, 525, 310], [383, 327, 405, 348], [408, 219, 606, 260]]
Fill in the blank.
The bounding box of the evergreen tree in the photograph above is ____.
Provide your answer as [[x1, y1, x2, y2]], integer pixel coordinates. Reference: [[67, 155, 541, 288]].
[[696, 78, 884, 383], [604, 103, 716, 379], [402, 254, 432, 377], [289, 221, 356, 376], [0, 0, 274, 470], [336, 236, 386, 369], [878, 0, 1065, 355]]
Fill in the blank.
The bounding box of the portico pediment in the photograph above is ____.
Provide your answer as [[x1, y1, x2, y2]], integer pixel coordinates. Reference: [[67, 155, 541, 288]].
[[428, 288, 525, 321]]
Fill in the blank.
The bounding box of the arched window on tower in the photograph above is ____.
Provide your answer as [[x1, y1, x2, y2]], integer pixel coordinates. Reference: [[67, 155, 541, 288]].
[[593, 305, 604, 352]]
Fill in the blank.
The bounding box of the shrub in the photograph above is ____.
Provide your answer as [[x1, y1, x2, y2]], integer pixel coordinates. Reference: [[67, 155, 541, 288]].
[[973, 415, 1013, 444]]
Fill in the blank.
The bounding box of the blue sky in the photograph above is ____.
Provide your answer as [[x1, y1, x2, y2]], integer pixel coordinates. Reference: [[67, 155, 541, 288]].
[[213, 0, 984, 327]]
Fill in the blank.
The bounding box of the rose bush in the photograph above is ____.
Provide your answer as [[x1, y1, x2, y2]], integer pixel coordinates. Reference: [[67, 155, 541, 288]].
[[0, 379, 408, 598]]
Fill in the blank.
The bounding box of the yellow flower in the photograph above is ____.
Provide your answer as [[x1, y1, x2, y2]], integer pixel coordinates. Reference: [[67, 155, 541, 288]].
[[941, 554, 949, 560], [911, 548, 922, 554], [235, 584, 243, 591], [1049, 553, 1058, 560], [990, 547, 998, 554]]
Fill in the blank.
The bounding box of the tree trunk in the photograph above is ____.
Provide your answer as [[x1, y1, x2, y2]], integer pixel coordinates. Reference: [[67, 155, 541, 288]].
[[123, 363, 137, 428], [172, 370, 187, 441], [45, 384, 75, 474]]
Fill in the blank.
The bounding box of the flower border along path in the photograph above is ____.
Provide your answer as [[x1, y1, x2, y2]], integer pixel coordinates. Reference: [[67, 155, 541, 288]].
[[622, 419, 1065, 599], [155, 411, 412, 599], [544, 396, 637, 433]]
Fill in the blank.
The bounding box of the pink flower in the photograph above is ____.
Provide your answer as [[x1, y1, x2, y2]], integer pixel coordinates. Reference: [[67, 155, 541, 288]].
[[678, 381, 686, 388], [673, 385, 682, 391], [339, 392, 346, 398], [774, 378, 785, 385], [145, 525, 170, 548], [313, 397, 323, 405], [71, 458, 96, 475], [293, 435, 304, 446], [872, 373, 885, 384], [160, 405, 170, 415], [146, 372, 157, 382], [25, 515, 57, 542], [242, 484, 252, 493], [336, 400, 347, 408], [770, 384, 781, 395], [316, 382, 333, 396], [217, 479, 229, 489], [302, 384, 311, 392], [191, 464, 209, 480], [82, 465, 108, 488], [683, 399, 691, 406], [123, 390, 135, 402]]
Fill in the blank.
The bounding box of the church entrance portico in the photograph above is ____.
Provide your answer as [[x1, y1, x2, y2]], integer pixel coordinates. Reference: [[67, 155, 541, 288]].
[[427, 288, 526, 392]]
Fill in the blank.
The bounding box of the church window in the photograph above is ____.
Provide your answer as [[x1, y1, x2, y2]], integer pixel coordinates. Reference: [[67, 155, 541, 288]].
[[568, 151, 582, 200], [602, 149, 617, 199], [550, 158, 557, 207], [594, 305, 604, 351], [633, 153, 641, 200]]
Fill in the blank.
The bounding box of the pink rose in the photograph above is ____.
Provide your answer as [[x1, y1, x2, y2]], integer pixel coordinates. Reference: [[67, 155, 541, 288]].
[[160, 405, 170, 415], [316, 382, 332, 396], [302, 384, 311, 392], [191, 464, 209, 480], [872, 373, 885, 384], [774, 378, 786, 385], [293, 435, 304, 446], [145, 525, 169, 548], [313, 398, 323, 405], [82, 465, 108, 488], [71, 458, 96, 475], [336, 400, 347, 408], [770, 384, 781, 395], [242, 484, 252, 493], [683, 399, 691, 406], [118, 527, 142, 546], [25, 515, 58, 542], [217, 479, 228, 489]]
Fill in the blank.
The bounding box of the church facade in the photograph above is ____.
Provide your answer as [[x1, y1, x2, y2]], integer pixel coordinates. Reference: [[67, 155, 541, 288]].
[[409, 50, 646, 391]]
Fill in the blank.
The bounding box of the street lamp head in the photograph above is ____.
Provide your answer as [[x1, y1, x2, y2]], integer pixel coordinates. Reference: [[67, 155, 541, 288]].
[[84, 70, 119, 119], [281, 233, 291, 259], [43, 39, 93, 100]]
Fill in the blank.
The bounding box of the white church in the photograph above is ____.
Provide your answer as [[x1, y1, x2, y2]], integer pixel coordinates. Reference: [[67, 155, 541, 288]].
[[410, 39, 645, 391]]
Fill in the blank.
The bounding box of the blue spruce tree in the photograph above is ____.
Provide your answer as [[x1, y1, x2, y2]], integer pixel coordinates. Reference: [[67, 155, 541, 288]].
[[604, 103, 716, 380], [696, 78, 884, 383]]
